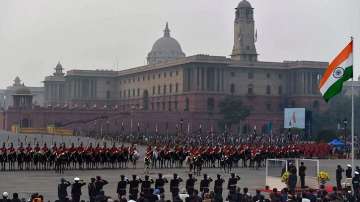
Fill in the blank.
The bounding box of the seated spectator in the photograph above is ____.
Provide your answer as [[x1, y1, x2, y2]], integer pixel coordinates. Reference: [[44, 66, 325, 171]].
[[252, 190, 264, 202]]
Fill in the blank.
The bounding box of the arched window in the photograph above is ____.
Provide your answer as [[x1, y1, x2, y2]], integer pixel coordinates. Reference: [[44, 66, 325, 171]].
[[207, 98, 215, 112], [230, 84, 235, 94]]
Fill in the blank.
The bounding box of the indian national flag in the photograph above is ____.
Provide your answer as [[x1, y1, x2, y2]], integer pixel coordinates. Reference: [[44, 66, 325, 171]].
[[320, 40, 353, 102]]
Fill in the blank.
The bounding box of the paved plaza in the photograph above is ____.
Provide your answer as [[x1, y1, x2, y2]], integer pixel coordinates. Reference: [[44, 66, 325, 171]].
[[0, 132, 359, 201]]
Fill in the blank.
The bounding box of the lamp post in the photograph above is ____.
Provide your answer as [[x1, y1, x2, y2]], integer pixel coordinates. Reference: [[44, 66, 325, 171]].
[[343, 118, 348, 151]]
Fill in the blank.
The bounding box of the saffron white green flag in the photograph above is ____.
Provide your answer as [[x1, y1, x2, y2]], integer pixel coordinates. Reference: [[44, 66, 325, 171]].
[[320, 41, 353, 102]]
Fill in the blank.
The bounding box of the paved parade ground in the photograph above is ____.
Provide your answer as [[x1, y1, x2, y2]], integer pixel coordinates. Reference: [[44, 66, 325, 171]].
[[0, 131, 359, 201]]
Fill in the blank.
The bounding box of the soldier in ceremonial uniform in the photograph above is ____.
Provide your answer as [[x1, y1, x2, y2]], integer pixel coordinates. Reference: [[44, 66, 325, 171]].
[[227, 173, 240, 194], [200, 174, 213, 194], [94, 176, 108, 195], [88, 178, 96, 202], [117, 175, 128, 199], [214, 174, 225, 201], [154, 173, 168, 194], [352, 171, 360, 199], [140, 175, 154, 194], [170, 173, 183, 201], [336, 165, 344, 189], [58, 178, 71, 202], [17, 142, 25, 170], [186, 174, 197, 196], [128, 174, 141, 200], [346, 164, 352, 178], [71, 177, 86, 202]]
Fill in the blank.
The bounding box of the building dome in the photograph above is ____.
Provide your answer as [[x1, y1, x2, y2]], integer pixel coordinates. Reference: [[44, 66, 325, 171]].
[[147, 23, 185, 65], [237, 0, 252, 8], [14, 85, 32, 95]]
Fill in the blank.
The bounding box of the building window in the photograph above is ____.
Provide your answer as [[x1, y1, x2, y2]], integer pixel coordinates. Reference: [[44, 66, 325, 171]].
[[174, 101, 178, 111], [119, 91, 122, 98], [162, 102, 166, 111], [266, 85, 271, 95], [152, 86, 156, 95], [106, 91, 110, 99], [230, 84, 235, 94], [151, 103, 154, 110], [153, 74, 155, 79], [185, 97, 189, 111], [137, 77, 140, 82], [248, 84, 254, 95], [170, 72, 173, 77], [147, 75, 150, 80], [169, 84, 173, 93], [291, 100, 296, 107], [158, 73, 161, 78], [132, 89, 135, 97], [164, 72, 167, 78], [163, 85, 167, 95], [207, 98, 215, 112], [168, 101, 171, 111], [176, 71, 179, 76], [158, 85, 161, 94], [156, 102, 160, 111], [124, 80, 126, 84], [128, 79, 131, 83], [248, 72, 254, 79], [128, 89, 130, 97], [313, 100, 320, 110], [266, 73, 270, 78], [137, 88, 140, 96], [278, 86, 283, 95], [266, 103, 272, 111], [175, 83, 179, 93], [230, 72, 235, 77], [142, 76, 145, 81]]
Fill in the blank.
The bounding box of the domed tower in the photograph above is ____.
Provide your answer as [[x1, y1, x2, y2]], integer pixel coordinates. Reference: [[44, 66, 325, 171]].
[[54, 61, 65, 76], [147, 23, 186, 65], [231, 0, 258, 62]]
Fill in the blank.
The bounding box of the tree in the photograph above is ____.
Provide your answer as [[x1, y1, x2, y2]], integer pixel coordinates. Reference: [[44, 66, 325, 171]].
[[312, 94, 360, 136], [218, 96, 251, 130]]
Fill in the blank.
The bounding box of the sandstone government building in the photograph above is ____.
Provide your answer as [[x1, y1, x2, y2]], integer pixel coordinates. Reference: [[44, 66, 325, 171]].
[[0, 0, 328, 136]]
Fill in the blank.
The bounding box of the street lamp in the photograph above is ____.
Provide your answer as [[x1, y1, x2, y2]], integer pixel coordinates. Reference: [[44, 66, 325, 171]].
[[343, 118, 348, 147]]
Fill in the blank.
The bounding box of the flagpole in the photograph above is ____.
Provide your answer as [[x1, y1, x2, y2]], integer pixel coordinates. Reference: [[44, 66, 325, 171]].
[[351, 36, 355, 170]]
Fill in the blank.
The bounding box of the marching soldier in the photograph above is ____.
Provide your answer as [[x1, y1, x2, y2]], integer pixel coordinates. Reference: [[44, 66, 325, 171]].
[[128, 174, 141, 200], [170, 173, 183, 201], [58, 178, 71, 202], [71, 177, 86, 202], [140, 175, 154, 194], [200, 174, 213, 194], [299, 162, 306, 188], [186, 174, 197, 196], [227, 173, 240, 194], [88, 178, 96, 202], [154, 173, 168, 194], [117, 175, 128, 199], [214, 174, 225, 198]]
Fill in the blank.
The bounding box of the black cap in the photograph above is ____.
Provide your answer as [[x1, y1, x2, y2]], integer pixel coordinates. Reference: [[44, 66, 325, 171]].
[[217, 174, 221, 178], [158, 173, 162, 177], [204, 174, 207, 178]]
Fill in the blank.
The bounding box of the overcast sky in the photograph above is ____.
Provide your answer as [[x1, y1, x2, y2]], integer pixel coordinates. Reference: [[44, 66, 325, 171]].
[[0, 0, 359, 88]]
